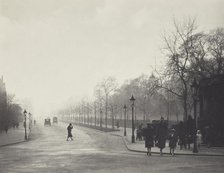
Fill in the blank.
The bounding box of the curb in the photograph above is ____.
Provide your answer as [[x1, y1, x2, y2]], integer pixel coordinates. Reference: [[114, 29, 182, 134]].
[[73, 123, 119, 133], [112, 133, 224, 157], [0, 127, 38, 148], [0, 139, 29, 148]]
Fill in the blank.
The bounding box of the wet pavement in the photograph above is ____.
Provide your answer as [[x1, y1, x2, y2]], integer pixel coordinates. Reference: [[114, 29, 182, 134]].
[[0, 126, 27, 147], [0, 122, 224, 173], [111, 128, 224, 156]]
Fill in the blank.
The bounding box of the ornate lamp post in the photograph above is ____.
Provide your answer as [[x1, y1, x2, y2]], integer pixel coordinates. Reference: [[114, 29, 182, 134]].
[[130, 95, 136, 143], [123, 105, 127, 136], [87, 106, 90, 125], [28, 112, 32, 132], [191, 78, 199, 153], [23, 109, 28, 140], [94, 102, 97, 127], [100, 109, 103, 129]]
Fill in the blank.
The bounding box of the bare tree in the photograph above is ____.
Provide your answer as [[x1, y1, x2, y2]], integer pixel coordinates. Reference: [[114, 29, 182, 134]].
[[206, 28, 224, 75], [160, 17, 224, 121], [94, 85, 105, 128], [100, 76, 118, 128], [161, 18, 199, 121]]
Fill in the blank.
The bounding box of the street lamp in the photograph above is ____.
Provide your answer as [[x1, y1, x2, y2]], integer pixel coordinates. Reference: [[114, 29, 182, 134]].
[[87, 107, 89, 125], [23, 109, 28, 140], [123, 105, 127, 136], [144, 95, 146, 122], [191, 78, 199, 153], [100, 109, 103, 129], [28, 112, 32, 132], [130, 95, 136, 143], [94, 102, 97, 127], [78, 109, 81, 124]]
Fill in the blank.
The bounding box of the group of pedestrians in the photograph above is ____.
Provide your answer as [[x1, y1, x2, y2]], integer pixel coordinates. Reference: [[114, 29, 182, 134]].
[[66, 116, 202, 156], [142, 116, 203, 156], [177, 116, 195, 150], [143, 117, 171, 156], [177, 116, 203, 150]]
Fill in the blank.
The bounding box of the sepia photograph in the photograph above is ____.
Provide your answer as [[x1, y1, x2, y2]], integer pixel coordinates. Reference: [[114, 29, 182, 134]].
[[0, 0, 224, 172]]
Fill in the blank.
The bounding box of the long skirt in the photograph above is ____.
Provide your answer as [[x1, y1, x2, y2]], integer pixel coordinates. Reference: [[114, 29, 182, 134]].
[[145, 139, 154, 148], [157, 138, 166, 149], [68, 131, 72, 138]]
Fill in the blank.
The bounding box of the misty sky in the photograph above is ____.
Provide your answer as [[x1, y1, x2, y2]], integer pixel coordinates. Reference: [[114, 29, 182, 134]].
[[0, 0, 223, 116]]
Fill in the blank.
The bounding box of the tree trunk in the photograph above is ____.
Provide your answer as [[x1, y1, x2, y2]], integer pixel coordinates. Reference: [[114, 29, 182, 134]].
[[105, 94, 108, 128], [183, 88, 188, 122]]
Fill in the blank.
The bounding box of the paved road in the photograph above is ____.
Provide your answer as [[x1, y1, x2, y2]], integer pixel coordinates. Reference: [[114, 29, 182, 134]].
[[0, 122, 224, 173]]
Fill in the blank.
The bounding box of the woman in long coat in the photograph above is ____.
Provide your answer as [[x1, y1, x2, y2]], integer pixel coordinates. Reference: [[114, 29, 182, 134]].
[[169, 128, 178, 156], [143, 123, 154, 156], [156, 117, 167, 155], [67, 123, 73, 141], [178, 121, 187, 150]]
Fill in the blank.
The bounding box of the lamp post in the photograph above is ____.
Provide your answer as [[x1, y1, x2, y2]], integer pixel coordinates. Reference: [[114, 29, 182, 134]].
[[191, 78, 199, 153], [79, 108, 81, 124], [23, 110, 28, 140], [28, 112, 32, 132], [100, 109, 103, 129], [130, 95, 136, 143], [87, 106, 89, 125], [144, 95, 146, 122], [123, 105, 127, 136], [94, 102, 96, 127]]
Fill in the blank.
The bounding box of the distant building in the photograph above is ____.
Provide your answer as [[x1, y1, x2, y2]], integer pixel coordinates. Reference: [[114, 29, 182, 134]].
[[199, 74, 224, 146]]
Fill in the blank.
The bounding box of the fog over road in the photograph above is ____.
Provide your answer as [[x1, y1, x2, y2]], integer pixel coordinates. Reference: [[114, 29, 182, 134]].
[[0, 122, 224, 173]]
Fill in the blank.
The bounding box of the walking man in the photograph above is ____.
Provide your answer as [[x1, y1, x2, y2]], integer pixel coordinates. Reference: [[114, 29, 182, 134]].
[[156, 117, 167, 156], [169, 128, 178, 156], [143, 123, 154, 156], [67, 123, 73, 141]]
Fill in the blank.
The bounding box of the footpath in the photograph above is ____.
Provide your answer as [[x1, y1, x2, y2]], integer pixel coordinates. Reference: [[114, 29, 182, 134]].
[[75, 123, 224, 157], [0, 124, 39, 147], [2, 121, 224, 157], [0, 127, 26, 147], [109, 127, 224, 157]]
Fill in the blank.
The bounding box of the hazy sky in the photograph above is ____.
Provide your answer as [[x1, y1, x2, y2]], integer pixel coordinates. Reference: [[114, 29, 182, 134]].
[[0, 0, 223, 116]]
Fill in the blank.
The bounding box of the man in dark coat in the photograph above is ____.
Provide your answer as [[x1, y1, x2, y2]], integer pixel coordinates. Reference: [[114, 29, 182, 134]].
[[4, 125, 8, 134], [143, 123, 154, 156], [67, 123, 73, 141], [156, 117, 167, 156], [136, 123, 143, 141], [186, 115, 195, 149], [169, 128, 178, 156], [178, 121, 187, 150]]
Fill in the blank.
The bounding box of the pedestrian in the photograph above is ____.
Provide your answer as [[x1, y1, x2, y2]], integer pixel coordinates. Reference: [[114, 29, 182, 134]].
[[178, 121, 187, 150], [136, 123, 143, 141], [12, 123, 15, 129], [116, 120, 119, 129], [186, 115, 194, 149], [169, 128, 178, 156], [4, 125, 8, 134], [196, 130, 202, 148], [143, 123, 154, 156], [156, 117, 168, 156], [67, 123, 73, 141]]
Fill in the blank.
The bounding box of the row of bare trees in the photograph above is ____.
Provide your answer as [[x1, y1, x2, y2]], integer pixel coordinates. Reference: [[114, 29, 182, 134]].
[[159, 18, 224, 121], [58, 18, 224, 127], [0, 93, 23, 131], [58, 74, 177, 128]]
